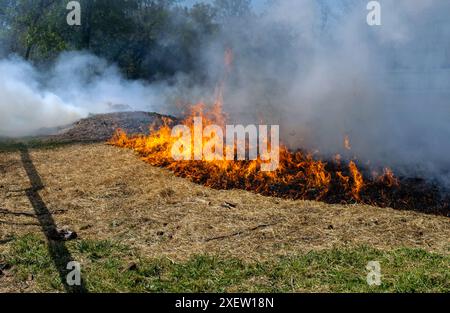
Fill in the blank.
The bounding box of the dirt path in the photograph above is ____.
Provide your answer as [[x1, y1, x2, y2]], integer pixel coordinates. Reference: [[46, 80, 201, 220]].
[[0, 143, 449, 262]]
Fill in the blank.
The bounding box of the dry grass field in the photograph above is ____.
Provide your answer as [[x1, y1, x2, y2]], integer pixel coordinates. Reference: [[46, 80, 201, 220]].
[[0, 143, 449, 292]]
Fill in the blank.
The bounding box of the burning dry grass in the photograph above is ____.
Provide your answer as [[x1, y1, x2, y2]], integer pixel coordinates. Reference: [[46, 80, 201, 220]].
[[0, 143, 449, 265], [109, 115, 450, 217]]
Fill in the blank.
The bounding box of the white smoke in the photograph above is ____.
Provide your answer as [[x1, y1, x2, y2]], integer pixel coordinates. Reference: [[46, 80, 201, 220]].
[[208, 0, 450, 184], [0, 51, 171, 137], [0, 56, 82, 136]]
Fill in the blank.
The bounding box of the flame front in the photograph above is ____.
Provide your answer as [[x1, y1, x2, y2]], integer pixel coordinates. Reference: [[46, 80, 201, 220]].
[[109, 49, 404, 206], [108, 102, 398, 202]]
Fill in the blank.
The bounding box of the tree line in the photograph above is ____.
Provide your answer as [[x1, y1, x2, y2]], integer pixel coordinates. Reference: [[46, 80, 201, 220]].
[[0, 0, 253, 81]]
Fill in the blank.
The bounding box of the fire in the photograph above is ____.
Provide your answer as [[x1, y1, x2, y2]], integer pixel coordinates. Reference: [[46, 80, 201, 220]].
[[109, 101, 396, 203], [224, 47, 234, 73], [348, 160, 364, 200], [378, 167, 399, 187], [344, 135, 351, 150], [107, 49, 417, 209]]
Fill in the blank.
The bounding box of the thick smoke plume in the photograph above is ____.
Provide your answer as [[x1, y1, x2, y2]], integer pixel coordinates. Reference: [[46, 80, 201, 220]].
[[210, 0, 450, 184], [0, 51, 172, 137]]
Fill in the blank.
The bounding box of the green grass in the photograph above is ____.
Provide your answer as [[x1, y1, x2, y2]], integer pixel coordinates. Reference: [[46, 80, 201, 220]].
[[1, 234, 449, 292]]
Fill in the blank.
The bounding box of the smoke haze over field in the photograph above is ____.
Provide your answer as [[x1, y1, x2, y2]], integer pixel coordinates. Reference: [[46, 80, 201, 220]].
[[0, 52, 176, 137], [1, 0, 450, 184], [213, 0, 450, 183]]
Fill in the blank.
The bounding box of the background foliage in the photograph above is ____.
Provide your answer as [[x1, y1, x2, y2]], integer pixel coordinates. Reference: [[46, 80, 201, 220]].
[[0, 0, 253, 81]]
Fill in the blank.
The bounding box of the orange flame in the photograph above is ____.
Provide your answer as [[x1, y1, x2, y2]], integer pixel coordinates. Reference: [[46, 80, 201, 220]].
[[109, 102, 388, 202], [378, 167, 399, 187], [224, 47, 234, 73], [344, 135, 351, 150], [349, 160, 364, 200]]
